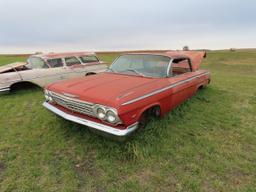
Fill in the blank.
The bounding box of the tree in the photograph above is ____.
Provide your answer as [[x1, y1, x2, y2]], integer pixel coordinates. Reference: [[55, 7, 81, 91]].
[[183, 46, 189, 51]]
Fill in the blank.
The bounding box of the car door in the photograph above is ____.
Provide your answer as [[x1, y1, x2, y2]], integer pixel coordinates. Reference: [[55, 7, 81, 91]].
[[168, 58, 195, 109]]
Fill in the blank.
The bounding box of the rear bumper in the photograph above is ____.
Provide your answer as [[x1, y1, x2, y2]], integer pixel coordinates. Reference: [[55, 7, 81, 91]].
[[43, 102, 139, 137], [0, 86, 10, 94]]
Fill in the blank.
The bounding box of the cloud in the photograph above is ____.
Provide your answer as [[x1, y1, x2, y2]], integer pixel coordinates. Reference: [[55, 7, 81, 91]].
[[0, 0, 255, 53]]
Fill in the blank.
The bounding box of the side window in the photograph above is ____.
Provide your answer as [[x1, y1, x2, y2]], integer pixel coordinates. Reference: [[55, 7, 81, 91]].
[[27, 57, 48, 69], [171, 58, 191, 76], [79, 55, 99, 63], [65, 57, 81, 66], [47, 58, 63, 68]]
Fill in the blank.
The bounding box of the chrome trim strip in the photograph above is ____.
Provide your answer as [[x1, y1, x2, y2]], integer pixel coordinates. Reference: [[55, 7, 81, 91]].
[[166, 59, 173, 77], [0, 87, 10, 93], [50, 91, 94, 105], [43, 102, 139, 137], [122, 72, 210, 106]]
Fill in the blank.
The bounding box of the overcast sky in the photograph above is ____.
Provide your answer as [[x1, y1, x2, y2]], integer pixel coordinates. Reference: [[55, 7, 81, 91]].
[[0, 0, 255, 53]]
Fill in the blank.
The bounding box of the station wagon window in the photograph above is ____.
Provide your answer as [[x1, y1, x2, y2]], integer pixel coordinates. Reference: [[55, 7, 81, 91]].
[[171, 58, 192, 76], [79, 55, 99, 63], [47, 58, 63, 68], [65, 57, 81, 66], [27, 57, 48, 69]]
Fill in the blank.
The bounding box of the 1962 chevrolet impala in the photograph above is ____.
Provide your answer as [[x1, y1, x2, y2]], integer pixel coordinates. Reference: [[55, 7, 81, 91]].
[[43, 51, 210, 138], [0, 52, 107, 93]]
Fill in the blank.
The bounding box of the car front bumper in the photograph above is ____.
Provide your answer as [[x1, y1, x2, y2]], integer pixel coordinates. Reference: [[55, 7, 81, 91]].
[[43, 102, 139, 137], [0, 86, 10, 94]]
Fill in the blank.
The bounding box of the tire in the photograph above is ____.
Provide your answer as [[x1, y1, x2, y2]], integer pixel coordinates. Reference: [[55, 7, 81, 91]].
[[138, 106, 161, 129]]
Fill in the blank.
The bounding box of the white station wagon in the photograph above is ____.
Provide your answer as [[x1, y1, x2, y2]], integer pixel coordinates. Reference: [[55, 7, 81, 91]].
[[0, 52, 107, 93]]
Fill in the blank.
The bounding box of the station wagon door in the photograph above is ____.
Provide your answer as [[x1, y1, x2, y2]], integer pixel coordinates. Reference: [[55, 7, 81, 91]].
[[62, 56, 90, 79], [22, 58, 67, 87]]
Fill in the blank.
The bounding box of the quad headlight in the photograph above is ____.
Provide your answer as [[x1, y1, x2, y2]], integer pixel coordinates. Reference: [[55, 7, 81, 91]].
[[93, 105, 121, 124], [106, 110, 117, 123], [96, 107, 106, 119], [44, 89, 53, 102]]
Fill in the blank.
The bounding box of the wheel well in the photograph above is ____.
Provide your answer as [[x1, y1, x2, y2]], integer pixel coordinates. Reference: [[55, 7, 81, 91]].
[[141, 105, 161, 119], [10, 81, 41, 92], [85, 72, 96, 76], [198, 85, 204, 90]]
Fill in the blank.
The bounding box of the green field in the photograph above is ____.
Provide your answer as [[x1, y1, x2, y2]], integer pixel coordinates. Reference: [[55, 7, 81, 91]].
[[0, 51, 255, 191]]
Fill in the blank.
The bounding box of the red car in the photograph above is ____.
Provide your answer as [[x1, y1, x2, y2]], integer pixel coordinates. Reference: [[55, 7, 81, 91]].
[[43, 51, 210, 138]]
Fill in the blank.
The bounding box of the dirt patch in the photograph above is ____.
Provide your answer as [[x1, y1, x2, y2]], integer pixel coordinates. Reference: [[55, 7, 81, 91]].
[[74, 152, 101, 178], [227, 169, 251, 187], [0, 162, 5, 174]]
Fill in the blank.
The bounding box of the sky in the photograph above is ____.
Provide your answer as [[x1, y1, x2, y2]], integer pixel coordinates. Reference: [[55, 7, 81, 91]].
[[0, 0, 255, 53]]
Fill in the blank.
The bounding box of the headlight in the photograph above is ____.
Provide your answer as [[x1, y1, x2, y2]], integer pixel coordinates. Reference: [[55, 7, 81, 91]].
[[93, 105, 121, 124], [44, 89, 49, 95], [106, 110, 117, 123], [96, 107, 106, 119], [44, 89, 53, 102], [45, 94, 49, 101]]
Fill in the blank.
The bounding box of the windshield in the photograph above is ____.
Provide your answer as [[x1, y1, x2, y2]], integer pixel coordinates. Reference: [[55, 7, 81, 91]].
[[27, 57, 48, 69], [109, 54, 171, 77]]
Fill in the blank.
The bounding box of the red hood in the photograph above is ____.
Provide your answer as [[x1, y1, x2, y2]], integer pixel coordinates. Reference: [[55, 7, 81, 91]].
[[47, 72, 162, 107]]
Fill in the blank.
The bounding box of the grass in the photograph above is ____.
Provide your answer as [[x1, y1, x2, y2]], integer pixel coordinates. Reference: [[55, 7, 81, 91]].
[[0, 50, 255, 191]]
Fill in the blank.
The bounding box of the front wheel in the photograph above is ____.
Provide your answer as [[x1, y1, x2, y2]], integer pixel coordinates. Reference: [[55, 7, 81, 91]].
[[138, 106, 161, 129]]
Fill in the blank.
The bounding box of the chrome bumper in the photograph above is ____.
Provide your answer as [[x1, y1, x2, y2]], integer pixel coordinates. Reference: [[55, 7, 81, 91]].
[[43, 102, 139, 137], [0, 86, 10, 94]]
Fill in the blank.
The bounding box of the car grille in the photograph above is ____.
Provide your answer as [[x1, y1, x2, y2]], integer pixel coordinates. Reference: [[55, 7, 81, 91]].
[[51, 92, 96, 117]]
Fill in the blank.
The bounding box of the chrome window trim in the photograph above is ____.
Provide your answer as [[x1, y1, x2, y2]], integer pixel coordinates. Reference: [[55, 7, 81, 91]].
[[121, 72, 210, 106], [166, 58, 173, 77], [0, 86, 10, 93]]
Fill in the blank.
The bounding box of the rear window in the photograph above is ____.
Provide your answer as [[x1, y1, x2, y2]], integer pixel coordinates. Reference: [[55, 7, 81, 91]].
[[79, 55, 99, 63], [65, 57, 81, 66], [47, 58, 63, 68]]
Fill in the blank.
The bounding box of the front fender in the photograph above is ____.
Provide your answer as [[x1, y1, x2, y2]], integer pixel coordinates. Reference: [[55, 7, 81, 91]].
[[119, 102, 162, 127]]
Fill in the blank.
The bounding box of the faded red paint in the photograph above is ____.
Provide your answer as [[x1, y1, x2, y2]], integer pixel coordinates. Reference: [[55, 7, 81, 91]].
[[45, 51, 210, 132]]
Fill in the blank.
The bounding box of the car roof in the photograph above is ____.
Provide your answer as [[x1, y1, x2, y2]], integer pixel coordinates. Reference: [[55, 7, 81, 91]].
[[122, 51, 205, 59], [33, 52, 96, 59]]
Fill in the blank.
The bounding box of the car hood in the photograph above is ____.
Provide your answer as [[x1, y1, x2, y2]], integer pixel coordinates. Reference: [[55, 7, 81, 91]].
[[0, 62, 27, 74], [48, 72, 163, 107]]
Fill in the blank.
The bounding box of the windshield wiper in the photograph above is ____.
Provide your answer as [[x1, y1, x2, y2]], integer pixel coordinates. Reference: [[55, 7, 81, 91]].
[[122, 69, 145, 77]]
